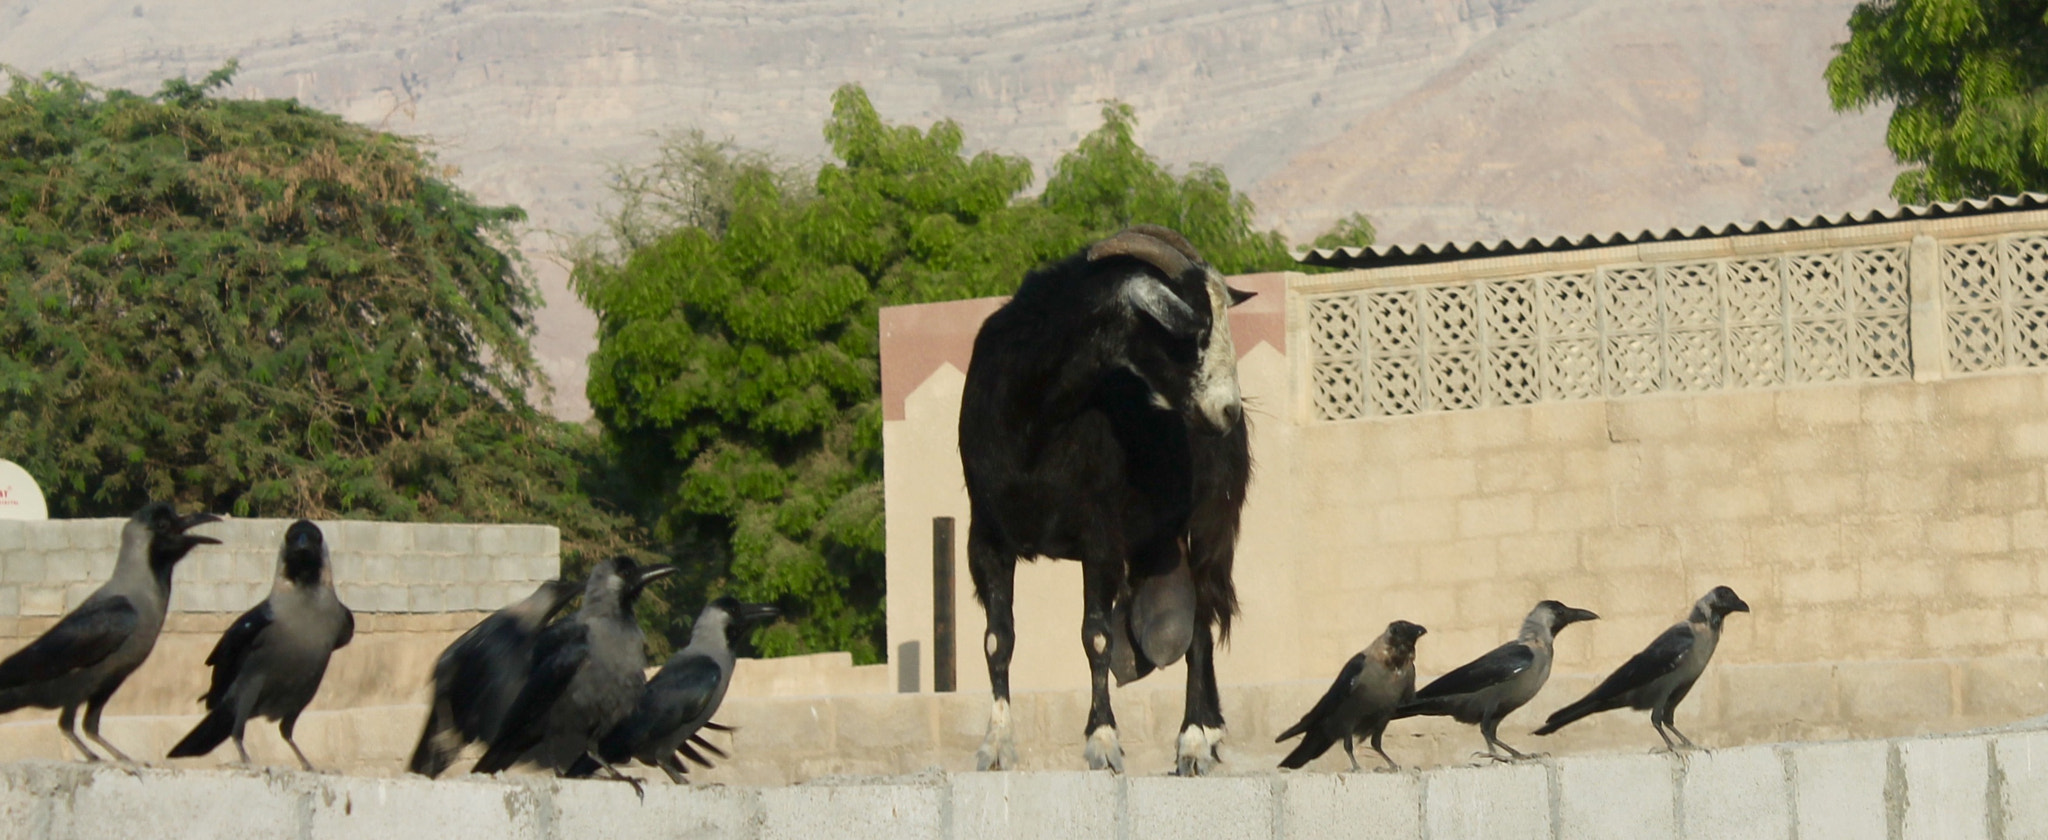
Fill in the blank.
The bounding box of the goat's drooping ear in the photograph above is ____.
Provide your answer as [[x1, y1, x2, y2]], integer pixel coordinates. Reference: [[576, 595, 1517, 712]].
[[1117, 274, 1203, 338], [1227, 286, 1256, 307]]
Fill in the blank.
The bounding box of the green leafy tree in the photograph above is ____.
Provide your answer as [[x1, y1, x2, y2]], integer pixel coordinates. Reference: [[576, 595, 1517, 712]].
[[0, 66, 647, 603], [576, 86, 1297, 660], [1826, 0, 2048, 202], [1311, 212, 1378, 251]]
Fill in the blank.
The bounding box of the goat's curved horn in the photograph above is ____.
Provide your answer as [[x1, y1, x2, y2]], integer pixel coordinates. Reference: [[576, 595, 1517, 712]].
[[1120, 224, 1205, 264], [1088, 229, 1198, 280]]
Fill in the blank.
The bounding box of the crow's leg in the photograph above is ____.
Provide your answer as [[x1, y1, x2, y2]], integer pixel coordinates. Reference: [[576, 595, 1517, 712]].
[[81, 692, 135, 764], [57, 705, 102, 763], [280, 714, 317, 772]]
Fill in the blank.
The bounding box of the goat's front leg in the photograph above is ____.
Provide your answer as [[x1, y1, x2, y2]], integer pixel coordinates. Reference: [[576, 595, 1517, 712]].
[[971, 532, 1019, 771], [1175, 621, 1225, 776], [1081, 559, 1124, 773]]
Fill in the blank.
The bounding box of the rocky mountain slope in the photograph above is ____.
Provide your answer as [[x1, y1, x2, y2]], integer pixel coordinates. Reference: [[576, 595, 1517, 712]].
[[0, 0, 1898, 420]]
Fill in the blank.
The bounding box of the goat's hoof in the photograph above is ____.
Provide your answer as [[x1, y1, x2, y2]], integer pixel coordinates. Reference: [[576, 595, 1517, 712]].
[[974, 741, 1018, 771], [1173, 725, 1222, 776], [1084, 726, 1124, 774]]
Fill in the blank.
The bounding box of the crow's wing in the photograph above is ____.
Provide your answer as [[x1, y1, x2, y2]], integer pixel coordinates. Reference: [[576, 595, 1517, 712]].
[[1585, 624, 1695, 703], [200, 601, 273, 709], [1276, 652, 1366, 743], [1413, 642, 1536, 700], [599, 652, 722, 763], [474, 620, 590, 773], [0, 597, 139, 690]]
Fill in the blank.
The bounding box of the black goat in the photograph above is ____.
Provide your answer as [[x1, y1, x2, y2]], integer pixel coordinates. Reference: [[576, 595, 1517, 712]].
[[958, 225, 1253, 776]]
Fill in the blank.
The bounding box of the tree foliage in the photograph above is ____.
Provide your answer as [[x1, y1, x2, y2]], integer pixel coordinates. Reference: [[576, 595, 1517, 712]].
[[1826, 0, 2048, 202], [575, 87, 1298, 661], [0, 67, 645, 593]]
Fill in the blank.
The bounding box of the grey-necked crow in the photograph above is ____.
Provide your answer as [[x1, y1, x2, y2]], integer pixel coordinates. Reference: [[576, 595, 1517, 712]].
[[168, 520, 354, 771], [1534, 586, 1749, 750], [1277, 620, 1426, 771], [1392, 600, 1597, 761], [409, 578, 582, 777], [591, 596, 778, 783], [0, 503, 218, 762]]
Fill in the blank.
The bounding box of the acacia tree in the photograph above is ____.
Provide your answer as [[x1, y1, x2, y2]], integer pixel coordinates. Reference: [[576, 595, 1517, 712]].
[[0, 67, 645, 591], [1826, 0, 2048, 202], [576, 87, 1297, 660]]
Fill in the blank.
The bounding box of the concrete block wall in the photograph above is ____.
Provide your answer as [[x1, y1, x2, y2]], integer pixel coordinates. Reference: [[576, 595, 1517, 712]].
[[1, 725, 2043, 839], [0, 518, 561, 718], [0, 518, 560, 617]]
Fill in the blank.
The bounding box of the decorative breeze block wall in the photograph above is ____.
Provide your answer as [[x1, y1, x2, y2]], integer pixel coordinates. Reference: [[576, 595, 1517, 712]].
[[1306, 226, 2048, 421], [1307, 244, 1923, 420]]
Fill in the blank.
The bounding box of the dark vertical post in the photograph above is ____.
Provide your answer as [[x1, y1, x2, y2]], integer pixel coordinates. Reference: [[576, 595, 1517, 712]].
[[933, 516, 957, 693]]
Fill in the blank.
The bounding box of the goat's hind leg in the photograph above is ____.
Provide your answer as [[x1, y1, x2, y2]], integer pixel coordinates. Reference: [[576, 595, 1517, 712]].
[[969, 524, 1020, 772], [1175, 622, 1225, 776], [1081, 555, 1125, 773]]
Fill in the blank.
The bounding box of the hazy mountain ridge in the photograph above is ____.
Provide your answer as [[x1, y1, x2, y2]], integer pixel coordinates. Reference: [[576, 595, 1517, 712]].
[[0, 0, 1896, 420]]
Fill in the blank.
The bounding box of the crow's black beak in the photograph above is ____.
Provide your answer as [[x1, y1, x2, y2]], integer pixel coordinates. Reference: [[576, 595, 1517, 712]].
[[1728, 597, 1751, 613], [737, 603, 781, 624], [631, 564, 678, 589], [178, 512, 223, 544]]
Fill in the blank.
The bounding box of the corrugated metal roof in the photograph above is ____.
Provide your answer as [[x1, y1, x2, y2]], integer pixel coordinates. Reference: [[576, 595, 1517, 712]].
[[1297, 192, 2048, 270]]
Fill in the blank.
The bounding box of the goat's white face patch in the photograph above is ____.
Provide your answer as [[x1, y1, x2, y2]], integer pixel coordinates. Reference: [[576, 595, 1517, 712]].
[[1192, 268, 1243, 432]]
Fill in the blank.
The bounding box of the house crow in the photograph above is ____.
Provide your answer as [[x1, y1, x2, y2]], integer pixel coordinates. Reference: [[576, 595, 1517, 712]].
[[1392, 600, 1597, 761], [409, 578, 582, 778], [1276, 620, 1426, 771], [472, 556, 674, 785], [0, 503, 219, 762], [169, 520, 355, 771], [1534, 586, 1750, 750], [582, 597, 778, 783]]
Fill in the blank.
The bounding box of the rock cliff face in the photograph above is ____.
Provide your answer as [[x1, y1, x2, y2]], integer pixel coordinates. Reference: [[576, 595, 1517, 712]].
[[1, 0, 1896, 419]]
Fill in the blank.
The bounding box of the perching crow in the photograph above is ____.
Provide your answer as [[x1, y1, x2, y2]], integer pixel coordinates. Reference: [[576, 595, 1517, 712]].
[[1276, 620, 1426, 771], [472, 556, 674, 784], [0, 503, 219, 762], [168, 520, 355, 771], [409, 578, 582, 778], [589, 596, 778, 783], [1534, 586, 1750, 750], [1392, 600, 1597, 761]]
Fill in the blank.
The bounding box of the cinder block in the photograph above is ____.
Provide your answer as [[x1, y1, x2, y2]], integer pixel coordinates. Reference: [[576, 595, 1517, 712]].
[[528, 553, 562, 581], [1128, 775, 1274, 838], [1837, 661, 1954, 723], [950, 771, 1117, 840], [45, 550, 88, 583], [1458, 494, 1535, 539], [52, 767, 304, 840], [554, 775, 759, 838], [1, 555, 44, 585], [1681, 743, 1791, 840], [1558, 752, 1673, 840], [20, 586, 64, 617], [408, 585, 443, 613], [1959, 659, 2048, 720], [1995, 730, 2048, 840], [308, 775, 543, 840], [0, 523, 24, 552], [476, 526, 510, 557], [1899, 736, 1989, 840], [1928, 516, 2012, 555], [1790, 740, 1889, 840], [0, 587, 18, 618], [1280, 771, 1421, 840], [26, 524, 69, 552], [759, 781, 943, 840], [1422, 763, 1548, 840]]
